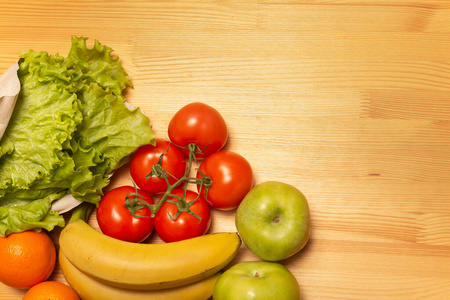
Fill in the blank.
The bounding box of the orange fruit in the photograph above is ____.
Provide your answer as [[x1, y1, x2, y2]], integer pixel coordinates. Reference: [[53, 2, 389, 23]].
[[0, 230, 56, 289], [23, 281, 80, 300]]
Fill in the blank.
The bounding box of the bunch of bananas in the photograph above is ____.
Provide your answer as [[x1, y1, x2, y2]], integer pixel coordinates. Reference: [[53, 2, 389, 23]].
[[59, 216, 241, 300]]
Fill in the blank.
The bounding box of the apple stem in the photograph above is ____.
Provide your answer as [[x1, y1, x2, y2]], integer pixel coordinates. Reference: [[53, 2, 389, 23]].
[[254, 272, 260, 278]]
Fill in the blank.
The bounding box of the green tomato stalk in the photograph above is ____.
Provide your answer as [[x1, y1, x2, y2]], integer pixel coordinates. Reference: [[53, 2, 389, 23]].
[[124, 142, 212, 222]]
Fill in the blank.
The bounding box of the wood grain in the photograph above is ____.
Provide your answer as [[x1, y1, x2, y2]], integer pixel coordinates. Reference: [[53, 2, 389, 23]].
[[1, 0, 450, 299]]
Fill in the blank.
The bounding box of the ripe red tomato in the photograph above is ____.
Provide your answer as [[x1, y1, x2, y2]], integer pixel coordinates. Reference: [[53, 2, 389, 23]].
[[168, 102, 228, 159], [130, 138, 187, 194], [96, 186, 154, 243], [197, 151, 253, 210], [154, 189, 211, 243]]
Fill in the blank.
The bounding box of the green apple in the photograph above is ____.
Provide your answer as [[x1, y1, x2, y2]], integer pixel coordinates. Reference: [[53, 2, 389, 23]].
[[235, 181, 310, 261], [213, 261, 301, 300]]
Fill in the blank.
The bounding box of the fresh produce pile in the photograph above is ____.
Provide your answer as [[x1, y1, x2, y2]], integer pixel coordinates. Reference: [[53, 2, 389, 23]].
[[0, 37, 311, 300]]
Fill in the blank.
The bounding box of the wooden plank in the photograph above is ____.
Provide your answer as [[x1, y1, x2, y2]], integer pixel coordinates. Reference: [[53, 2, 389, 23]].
[[1, 0, 450, 299]]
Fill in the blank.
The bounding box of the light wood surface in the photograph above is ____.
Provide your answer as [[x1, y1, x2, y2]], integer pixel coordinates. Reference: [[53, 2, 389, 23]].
[[1, 1, 450, 299]]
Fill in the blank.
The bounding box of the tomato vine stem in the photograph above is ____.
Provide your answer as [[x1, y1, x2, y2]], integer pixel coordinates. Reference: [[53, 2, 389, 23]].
[[124, 142, 212, 222]]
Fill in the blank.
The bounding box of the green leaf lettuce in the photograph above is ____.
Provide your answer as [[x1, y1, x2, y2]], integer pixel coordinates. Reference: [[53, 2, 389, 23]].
[[0, 36, 154, 236]]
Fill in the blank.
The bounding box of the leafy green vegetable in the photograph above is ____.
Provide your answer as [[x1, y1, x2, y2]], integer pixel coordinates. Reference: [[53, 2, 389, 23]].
[[0, 36, 154, 236]]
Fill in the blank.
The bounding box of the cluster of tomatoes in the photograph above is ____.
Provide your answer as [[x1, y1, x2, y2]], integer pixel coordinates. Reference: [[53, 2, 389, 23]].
[[96, 102, 254, 243]]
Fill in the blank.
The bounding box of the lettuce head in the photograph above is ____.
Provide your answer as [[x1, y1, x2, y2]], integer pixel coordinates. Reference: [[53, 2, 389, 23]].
[[0, 36, 154, 236]]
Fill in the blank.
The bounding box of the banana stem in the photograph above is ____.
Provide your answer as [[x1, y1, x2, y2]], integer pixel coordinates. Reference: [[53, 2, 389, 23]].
[[69, 202, 95, 223]]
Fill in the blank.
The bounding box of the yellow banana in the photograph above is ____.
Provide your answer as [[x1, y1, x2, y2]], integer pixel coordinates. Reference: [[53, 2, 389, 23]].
[[59, 217, 241, 290], [59, 250, 221, 300]]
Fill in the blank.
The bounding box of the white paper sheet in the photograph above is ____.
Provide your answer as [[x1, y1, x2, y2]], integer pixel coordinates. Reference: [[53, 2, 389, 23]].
[[0, 60, 20, 139]]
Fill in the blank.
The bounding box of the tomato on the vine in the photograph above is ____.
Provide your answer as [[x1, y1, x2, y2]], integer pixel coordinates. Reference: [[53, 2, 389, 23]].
[[96, 186, 154, 243], [197, 151, 253, 210], [130, 138, 187, 194], [168, 102, 228, 159], [154, 189, 211, 243]]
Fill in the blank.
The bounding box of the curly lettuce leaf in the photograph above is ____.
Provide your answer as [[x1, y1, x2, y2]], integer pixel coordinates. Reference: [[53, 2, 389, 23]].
[[68, 36, 132, 96], [0, 52, 82, 191], [69, 83, 153, 203], [0, 196, 66, 236]]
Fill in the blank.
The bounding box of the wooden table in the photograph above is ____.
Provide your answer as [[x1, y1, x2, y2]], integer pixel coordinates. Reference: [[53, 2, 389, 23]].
[[1, 1, 450, 299]]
